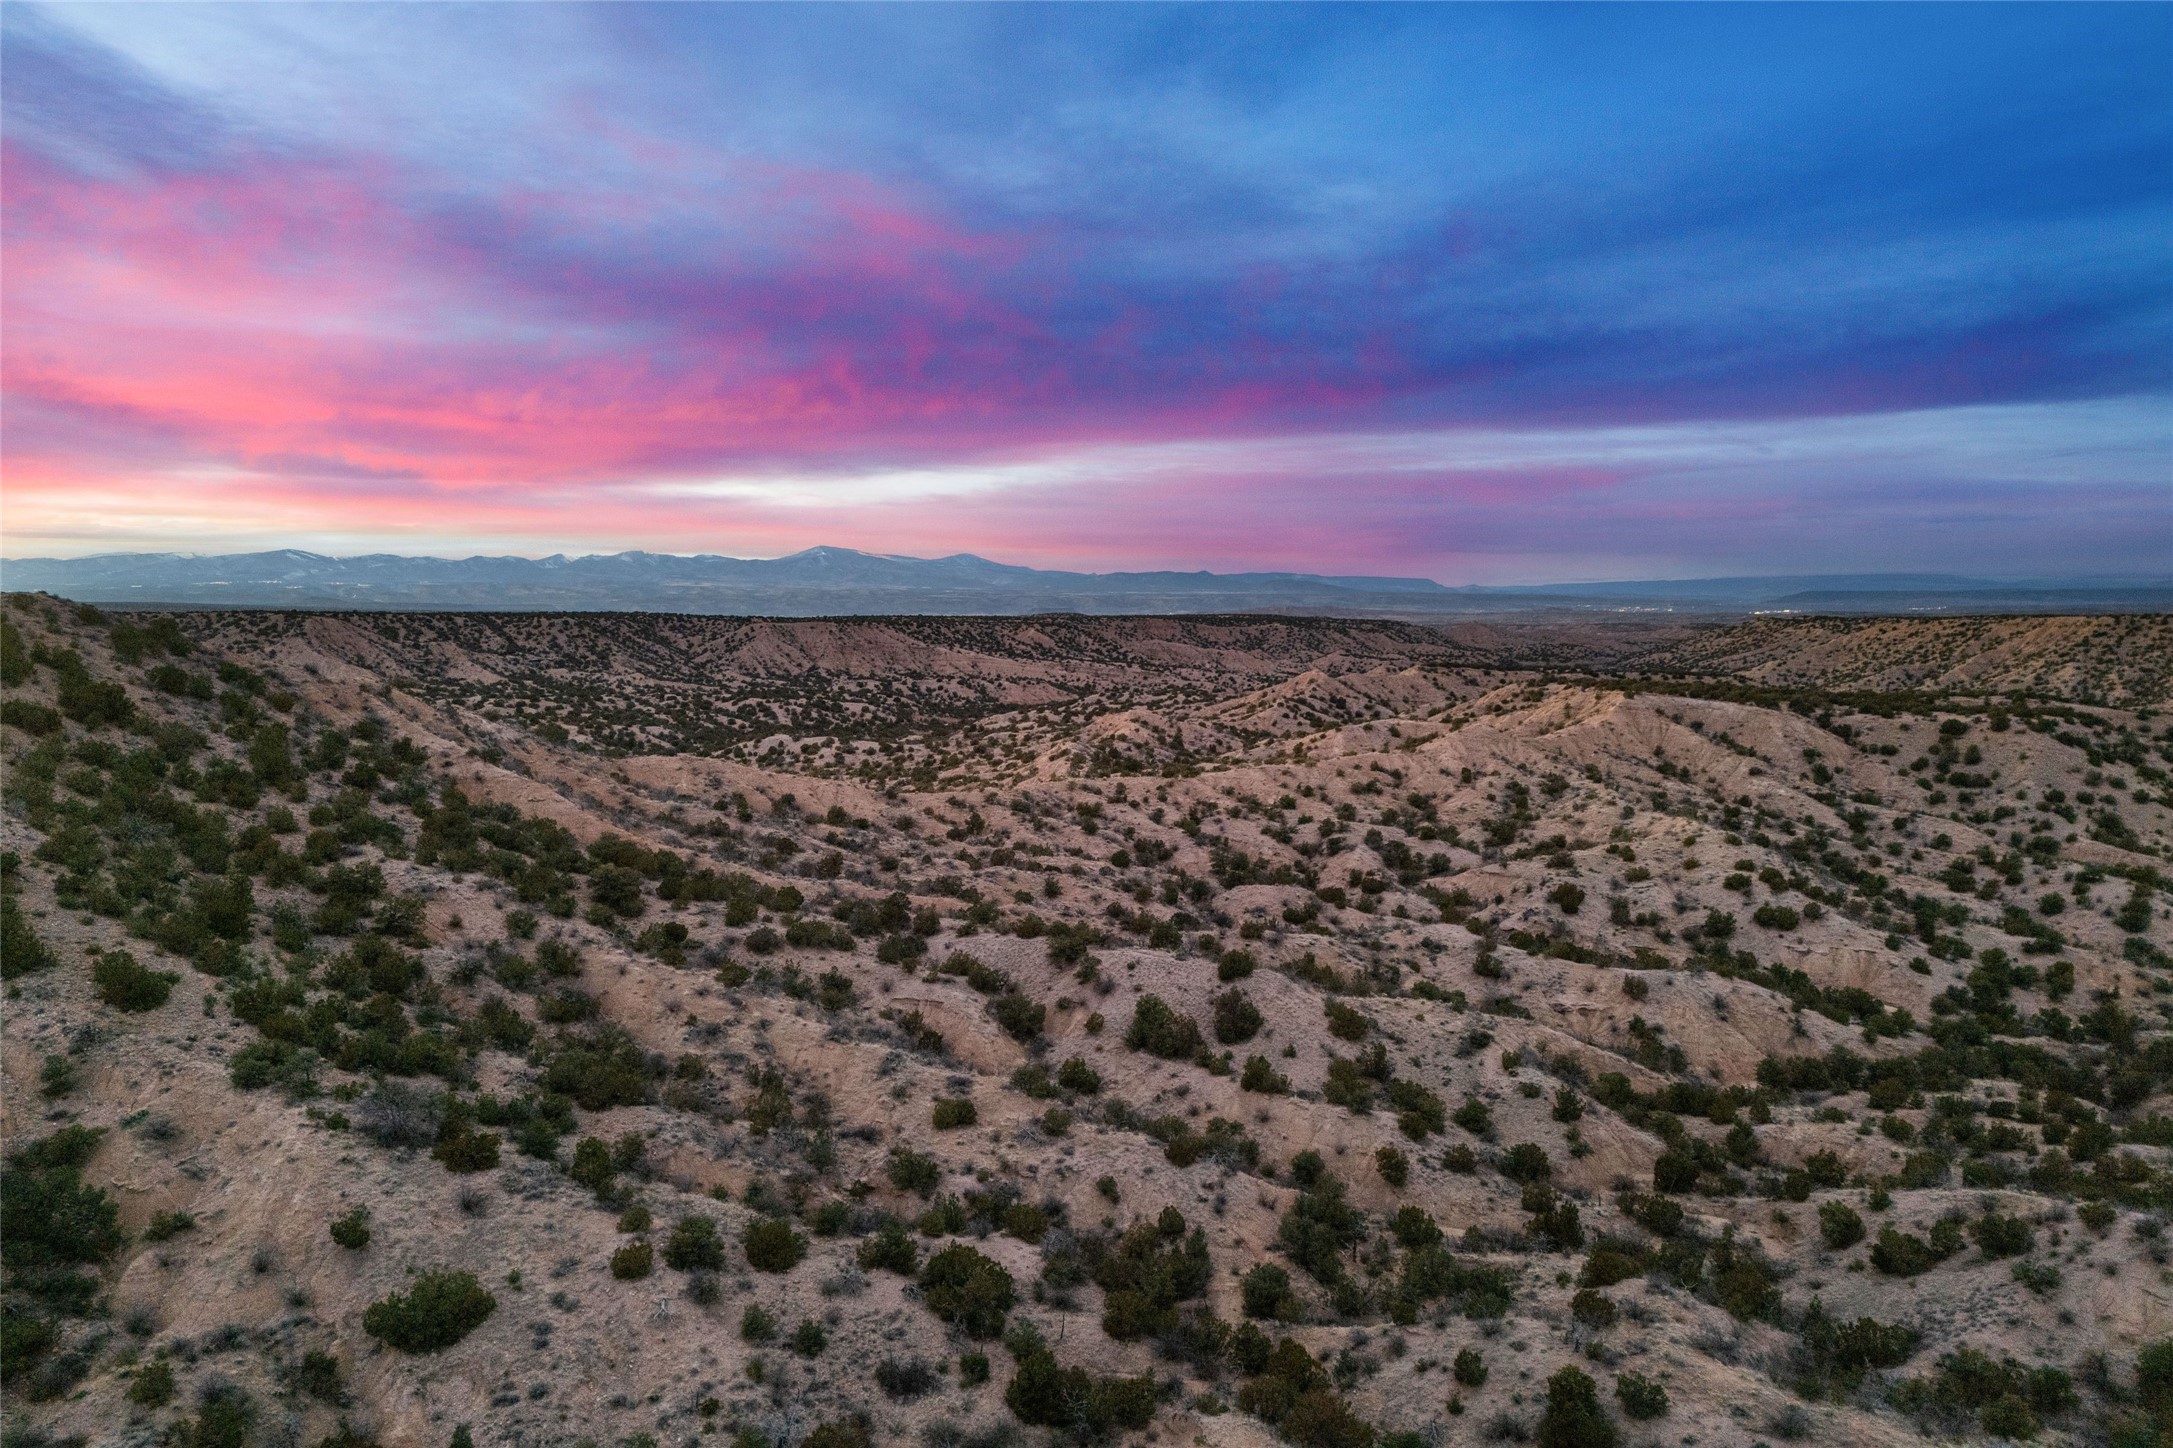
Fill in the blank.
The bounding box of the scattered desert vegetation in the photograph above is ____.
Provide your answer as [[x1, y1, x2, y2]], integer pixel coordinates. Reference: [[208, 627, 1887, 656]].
[[1623, 614, 2173, 712], [3, 597, 2171, 1448]]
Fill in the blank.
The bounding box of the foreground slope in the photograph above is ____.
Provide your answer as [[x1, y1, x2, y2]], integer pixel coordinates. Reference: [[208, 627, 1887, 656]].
[[3, 600, 2171, 1448]]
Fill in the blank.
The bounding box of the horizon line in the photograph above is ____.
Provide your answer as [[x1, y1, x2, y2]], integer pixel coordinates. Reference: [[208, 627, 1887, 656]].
[[11, 543, 2173, 595]]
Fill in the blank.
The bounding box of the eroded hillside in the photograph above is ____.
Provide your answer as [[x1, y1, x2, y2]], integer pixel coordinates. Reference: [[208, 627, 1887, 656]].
[[1624, 615, 2173, 710], [4, 599, 2172, 1448], [178, 612, 1486, 771]]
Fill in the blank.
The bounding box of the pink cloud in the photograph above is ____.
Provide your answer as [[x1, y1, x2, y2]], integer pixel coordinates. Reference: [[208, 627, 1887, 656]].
[[3, 120, 1427, 533]]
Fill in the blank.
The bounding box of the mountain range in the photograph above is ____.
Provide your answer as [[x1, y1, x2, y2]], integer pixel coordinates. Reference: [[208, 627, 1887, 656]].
[[3, 547, 2166, 616]]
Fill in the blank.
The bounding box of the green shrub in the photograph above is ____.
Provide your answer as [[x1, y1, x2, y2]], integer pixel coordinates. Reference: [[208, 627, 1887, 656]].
[[2, 1126, 123, 1275], [1324, 1000, 1369, 1041], [432, 1129, 501, 1174], [932, 1098, 977, 1129], [919, 1243, 1015, 1338], [807, 1199, 850, 1237], [534, 937, 582, 978], [1650, 1149, 1698, 1193], [2137, 1339, 2173, 1414], [0, 699, 62, 737], [1979, 1395, 2036, 1439], [1753, 904, 1801, 932], [1214, 990, 1263, 1044], [1375, 1146, 1409, 1188], [1390, 1206, 1441, 1250], [1526, 1188, 1584, 1253], [294, 1349, 346, 1404], [856, 1220, 918, 1275], [361, 1271, 496, 1352], [92, 950, 176, 1012], [1056, 1056, 1102, 1094], [537, 987, 599, 1024], [1241, 1263, 1299, 1320], [1, 1307, 61, 1390], [1579, 1245, 1643, 1288], [611, 1241, 654, 1280], [182, 1382, 256, 1448], [742, 1217, 807, 1273], [887, 1146, 940, 1196], [1394, 1086, 1447, 1142], [1928, 1218, 1964, 1257], [1709, 1233, 1780, 1320], [538, 1027, 652, 1110], [664, 1215, 726, 1271], [58, 676, 132, 730], [1570, 1289, 1616, 1328], [1870, 1227, 1939, 1277], [143, 1210, 195, 1242], [1892, 1344, 2078, 1437], [1003, 1202, 1050, 1243], [1453, 1348, 1487, 1387], [229, 1039, 317, 1096], [1548, 883, 1586, 915], [587, 864, 646, 920], [1234, 1336, 1330, 1425], [917, 1182, 969, 1226], [1006, 1346, 1157, 1434], [1224, 1321, 1271, 1377], [1615, 1372, 1668, 1420], [569, 1136, 616, 1195], [740, 1304, 778, 1342], [128, 1357, 176, 1407], [1793, 1300, 1918, 1393], [1278, 1172, 1366, 1285], [1972, 1211, 2033, 1259], [1536, 1364, 1617, 1448], [1126, 994, 1203, 1058], [1241, 1055, 1290, 1094], [1281, 1387, 1376, 1448], [990, 992, 1045, 1041], [791, 1318, 828, 1357], [876, 932, 927, 964], [0, 895, 57, 979], [999, 1339, 1077, 1417], [1501, 1143, 1552, 1183], [329, 1207, 371, 1250], [1818, 1201, 1865, 1250]]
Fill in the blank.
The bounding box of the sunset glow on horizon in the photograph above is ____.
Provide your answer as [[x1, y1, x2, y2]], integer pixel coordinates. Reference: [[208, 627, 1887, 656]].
[[3, 4, 2168, 582]]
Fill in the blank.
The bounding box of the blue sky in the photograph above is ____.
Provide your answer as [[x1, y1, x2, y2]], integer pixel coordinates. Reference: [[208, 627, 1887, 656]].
[[3, 3, 2168, 579]]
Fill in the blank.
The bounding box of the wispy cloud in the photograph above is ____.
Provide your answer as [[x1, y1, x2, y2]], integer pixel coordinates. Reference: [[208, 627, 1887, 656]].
[[3, 4, 2167, 576]]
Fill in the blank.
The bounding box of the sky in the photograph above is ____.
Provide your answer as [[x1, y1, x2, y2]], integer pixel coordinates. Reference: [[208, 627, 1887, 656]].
[[2, 3, 2169, 583]]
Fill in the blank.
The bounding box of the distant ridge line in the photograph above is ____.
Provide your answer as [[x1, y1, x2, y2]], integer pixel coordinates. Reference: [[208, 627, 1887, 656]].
[[3, 547, 2166, 617]]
